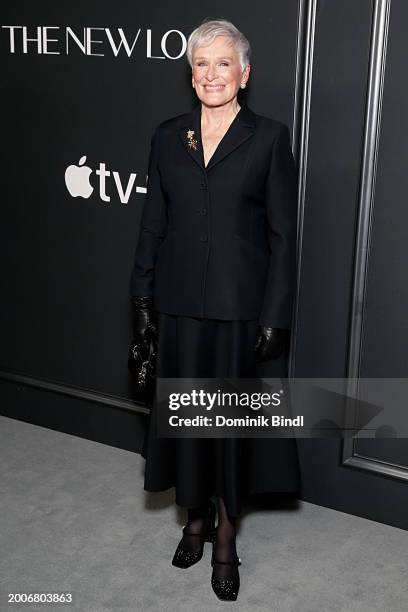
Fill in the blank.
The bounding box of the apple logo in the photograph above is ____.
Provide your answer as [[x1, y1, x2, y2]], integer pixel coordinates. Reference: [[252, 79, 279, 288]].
[[65, 156, 94, 198]]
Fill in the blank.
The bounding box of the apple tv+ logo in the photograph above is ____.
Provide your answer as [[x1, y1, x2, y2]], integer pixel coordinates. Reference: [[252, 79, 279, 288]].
[[65, 156, 147, 204]]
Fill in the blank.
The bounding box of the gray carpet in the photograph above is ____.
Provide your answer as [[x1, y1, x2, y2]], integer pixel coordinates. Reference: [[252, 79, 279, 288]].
[[0, 414, 407, 611]]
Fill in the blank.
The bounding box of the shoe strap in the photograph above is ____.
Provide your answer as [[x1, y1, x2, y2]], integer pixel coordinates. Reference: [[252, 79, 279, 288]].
[[211, 555, 241, 566]]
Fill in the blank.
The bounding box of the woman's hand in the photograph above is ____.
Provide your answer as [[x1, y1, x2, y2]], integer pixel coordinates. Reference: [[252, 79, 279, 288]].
[[129, 296, 158, 362], [254, 327, 288, 362], [128, 296, 158, 398]]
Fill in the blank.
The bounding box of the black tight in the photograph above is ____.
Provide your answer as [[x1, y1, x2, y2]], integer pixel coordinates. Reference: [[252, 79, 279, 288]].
[[181, 496, 238, 567], [213, 496, 237, 560]]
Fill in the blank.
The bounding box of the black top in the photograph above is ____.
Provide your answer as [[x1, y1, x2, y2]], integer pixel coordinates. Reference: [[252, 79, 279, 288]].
[[130, 102, 298, 328]]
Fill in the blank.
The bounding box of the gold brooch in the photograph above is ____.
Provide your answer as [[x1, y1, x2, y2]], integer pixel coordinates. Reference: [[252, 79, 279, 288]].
[[186, 129, 198, 150]]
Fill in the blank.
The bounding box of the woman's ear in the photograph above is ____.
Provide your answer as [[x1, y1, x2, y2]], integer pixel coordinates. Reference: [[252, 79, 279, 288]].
[[243, 64, 251, 85]]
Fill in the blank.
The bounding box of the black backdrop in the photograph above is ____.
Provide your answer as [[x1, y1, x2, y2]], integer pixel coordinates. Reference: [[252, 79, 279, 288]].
[[1, 0, 298, 399]]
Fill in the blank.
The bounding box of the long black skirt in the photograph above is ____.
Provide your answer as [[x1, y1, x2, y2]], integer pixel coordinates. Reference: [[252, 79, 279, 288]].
[[141, 313, 301, 518]]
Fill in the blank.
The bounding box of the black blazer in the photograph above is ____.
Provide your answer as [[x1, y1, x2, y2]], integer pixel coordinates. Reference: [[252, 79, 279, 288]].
[[130, 102, 298, 328]]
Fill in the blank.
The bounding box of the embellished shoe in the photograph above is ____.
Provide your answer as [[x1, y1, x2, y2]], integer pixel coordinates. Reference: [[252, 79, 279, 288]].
[[210, 548, 242, 601], [171, 500, 217, 569]]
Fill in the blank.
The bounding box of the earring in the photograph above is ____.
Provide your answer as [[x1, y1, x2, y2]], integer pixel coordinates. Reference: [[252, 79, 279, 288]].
[[240, 83, 246, 89]]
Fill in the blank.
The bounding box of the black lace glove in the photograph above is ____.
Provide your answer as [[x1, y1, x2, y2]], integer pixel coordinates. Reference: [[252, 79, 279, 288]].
[[128, 296, 158, 392], [254, 327, 288, 363], [131, 296, 158, 354]]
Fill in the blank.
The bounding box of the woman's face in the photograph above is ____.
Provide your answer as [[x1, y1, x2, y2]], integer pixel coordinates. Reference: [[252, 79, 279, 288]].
[[191, 35, 250, 108]]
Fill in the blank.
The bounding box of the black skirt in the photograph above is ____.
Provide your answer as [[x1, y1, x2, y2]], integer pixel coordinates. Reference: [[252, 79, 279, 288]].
[[141, 313, 301, 518]]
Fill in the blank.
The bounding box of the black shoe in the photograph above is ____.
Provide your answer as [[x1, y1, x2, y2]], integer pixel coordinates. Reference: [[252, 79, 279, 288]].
[[210, 545, 242, 601], [171, 499, 217, 569]]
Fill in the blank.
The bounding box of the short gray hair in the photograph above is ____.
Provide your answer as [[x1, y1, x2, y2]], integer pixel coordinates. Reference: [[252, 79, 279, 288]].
[[186, 19, 251, 72]]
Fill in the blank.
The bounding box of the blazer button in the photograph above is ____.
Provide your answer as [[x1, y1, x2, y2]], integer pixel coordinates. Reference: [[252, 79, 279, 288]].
[[201, 208, 208, 215], [200, 233, 208, 242], [200, 181, 207, 189]]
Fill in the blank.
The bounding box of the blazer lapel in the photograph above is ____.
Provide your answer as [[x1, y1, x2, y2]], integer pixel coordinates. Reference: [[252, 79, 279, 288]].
[[178, 102, 256, 172]]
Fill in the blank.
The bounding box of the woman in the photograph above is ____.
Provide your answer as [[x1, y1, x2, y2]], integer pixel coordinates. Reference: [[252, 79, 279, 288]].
[[129, 18, 301, 601]]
